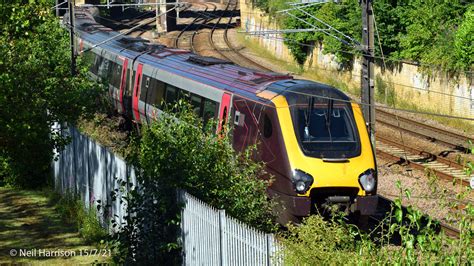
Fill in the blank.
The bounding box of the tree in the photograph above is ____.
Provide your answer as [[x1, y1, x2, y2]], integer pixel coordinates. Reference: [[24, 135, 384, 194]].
[[454, 6, 474, 72], [0, 1, 102, 187], [282, 0, 361, 67]]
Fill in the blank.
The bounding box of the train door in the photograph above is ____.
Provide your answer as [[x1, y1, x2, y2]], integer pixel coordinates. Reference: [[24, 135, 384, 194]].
[[138, 73, 150, 124], [132, 63, 143, 123], [144, 69, 162, 123], [232, 98, 259, 152], [118, 57, 128, 114], [218, 93, 231, 133], [123, 58, 134, 119]]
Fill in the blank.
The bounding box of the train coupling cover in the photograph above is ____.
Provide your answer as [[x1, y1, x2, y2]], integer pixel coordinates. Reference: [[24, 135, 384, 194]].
[[350, 195, 379, 216]]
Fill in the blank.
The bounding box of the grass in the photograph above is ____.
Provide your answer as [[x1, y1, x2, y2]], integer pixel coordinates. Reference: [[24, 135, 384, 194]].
[[0, 187, 110, 264]]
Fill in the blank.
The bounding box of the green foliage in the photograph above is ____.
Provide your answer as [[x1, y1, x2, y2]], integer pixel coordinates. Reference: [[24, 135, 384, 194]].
[[275, 0, 473, 73], [140, 103, 275, 230], [282, 0, 360, 66], [279, 180, 474, 265], [454, 6, 474, 72], [278, 215, 360, 264], [396, 0, 469, 72], [0, 1, 102, 188], [252, 0, 289, 16], [55, 191, 108, 244], [108, 102, 276, 264]]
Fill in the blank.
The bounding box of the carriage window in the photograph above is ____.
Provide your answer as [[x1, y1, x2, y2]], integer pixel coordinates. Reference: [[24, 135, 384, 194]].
[[190, 94, 203, 116], [147, 79, 165, 108], [99, 58, 111, 78], [91, 54, 102, 75], [125, 69, 132, 97], [109, 62, 122, 88], [165, 84, 178, 105], [140, 76, 151, 101], [203, 99, 217, 122], [83, 51, 96, 70], [263, 114, 272, 138]]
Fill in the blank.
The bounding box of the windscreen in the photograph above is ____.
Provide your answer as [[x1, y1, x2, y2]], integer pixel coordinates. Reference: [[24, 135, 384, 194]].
[[286, 88, 361, 159]]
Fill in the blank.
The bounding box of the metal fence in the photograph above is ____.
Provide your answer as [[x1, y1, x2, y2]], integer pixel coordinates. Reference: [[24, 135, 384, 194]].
[[52, 125, 281, 265], [52, 125, 137, 228], [181, 192, 281, 266]]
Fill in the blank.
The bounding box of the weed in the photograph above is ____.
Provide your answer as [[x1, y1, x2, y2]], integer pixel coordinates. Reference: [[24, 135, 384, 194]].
[[279, 178, 474, 264], [54, 191, 107, 244], [375, 74, 396, 106]]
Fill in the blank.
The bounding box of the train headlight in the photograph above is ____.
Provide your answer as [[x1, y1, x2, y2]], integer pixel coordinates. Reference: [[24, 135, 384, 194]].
[[291, 169, 313, 194], [359, 169, 376, 193]]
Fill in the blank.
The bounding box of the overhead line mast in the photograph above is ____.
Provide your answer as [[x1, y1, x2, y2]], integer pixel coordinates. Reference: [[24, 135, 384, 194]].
[[68, 0, 76, 76], [360, 0, 375, 147]]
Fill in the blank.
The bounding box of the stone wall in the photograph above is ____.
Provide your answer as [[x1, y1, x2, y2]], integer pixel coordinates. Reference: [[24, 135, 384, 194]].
[[240, 0, 474, 120]]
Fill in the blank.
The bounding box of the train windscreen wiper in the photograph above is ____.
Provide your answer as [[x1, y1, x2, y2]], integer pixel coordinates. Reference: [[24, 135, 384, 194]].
[[325, 99, 334, 141], [304, 96, 315, 140]]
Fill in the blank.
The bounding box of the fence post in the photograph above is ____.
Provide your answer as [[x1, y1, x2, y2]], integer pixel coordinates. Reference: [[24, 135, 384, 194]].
[[218, 210, 227, 266], [266, 233, 273, 266]]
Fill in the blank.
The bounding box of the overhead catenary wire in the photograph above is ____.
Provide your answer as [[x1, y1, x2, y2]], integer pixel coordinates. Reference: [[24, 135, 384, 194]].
[[60, 2, 474, 74], [76, 5, 180, 55], [237, 10, 474, 75], [239, 34, 474, 102], [65, 5, 474, 121], [71, 6, 474, 106]]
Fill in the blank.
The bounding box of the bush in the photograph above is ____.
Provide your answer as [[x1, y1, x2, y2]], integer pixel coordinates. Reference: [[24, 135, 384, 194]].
[[278, 215, 361, 265], [108, 102, 276, 264], [278, 180, 474, 265]]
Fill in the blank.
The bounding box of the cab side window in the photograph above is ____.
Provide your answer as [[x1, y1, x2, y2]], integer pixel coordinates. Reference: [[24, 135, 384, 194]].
[[263, 114, 273, 138]]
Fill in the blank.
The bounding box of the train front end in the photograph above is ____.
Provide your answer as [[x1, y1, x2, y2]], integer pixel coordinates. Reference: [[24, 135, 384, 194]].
[[266, 80, 378, 223]]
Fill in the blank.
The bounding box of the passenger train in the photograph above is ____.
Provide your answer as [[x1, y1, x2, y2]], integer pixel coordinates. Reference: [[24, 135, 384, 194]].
[[68, 6, 378, 223]]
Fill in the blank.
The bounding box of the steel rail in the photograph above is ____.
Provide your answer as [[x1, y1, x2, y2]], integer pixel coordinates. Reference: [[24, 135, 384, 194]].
[[174, 3, 214, 49], [376, 136, 470, 187], [376, 108, 472, 153]]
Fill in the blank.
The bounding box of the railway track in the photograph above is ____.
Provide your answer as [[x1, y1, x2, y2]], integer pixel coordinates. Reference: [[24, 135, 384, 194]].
[[208, 1, 272, 72], [376, 136, 470, 187], [174, 3, 217, 50], [376, 108, 472, 153]]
